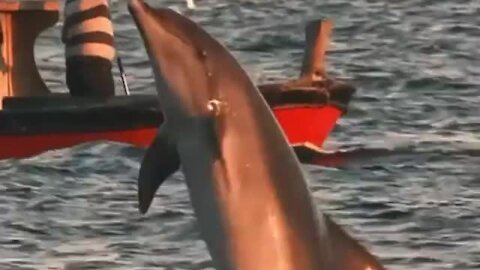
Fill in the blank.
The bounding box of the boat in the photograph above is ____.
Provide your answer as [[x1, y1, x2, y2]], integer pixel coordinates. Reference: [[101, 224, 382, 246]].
[[0, 10, 355, 161], [0, 79, 354, 160]]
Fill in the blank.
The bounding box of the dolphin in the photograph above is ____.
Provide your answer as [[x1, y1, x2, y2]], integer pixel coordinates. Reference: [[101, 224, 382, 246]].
[[128, 1, 386, 269]]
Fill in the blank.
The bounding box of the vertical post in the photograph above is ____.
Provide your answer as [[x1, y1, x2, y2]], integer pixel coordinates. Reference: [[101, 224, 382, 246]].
[[0, 12, 13, 103], [299, 19, 333, 82], [0, 0, 59, 109]]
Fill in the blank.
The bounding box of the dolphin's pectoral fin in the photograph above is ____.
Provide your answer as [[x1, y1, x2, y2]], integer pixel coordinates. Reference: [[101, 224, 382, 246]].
[[138, 126, 180, 214]]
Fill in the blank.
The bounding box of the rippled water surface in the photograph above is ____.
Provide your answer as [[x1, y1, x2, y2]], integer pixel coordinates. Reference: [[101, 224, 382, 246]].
[[1, 0, 479, 269]]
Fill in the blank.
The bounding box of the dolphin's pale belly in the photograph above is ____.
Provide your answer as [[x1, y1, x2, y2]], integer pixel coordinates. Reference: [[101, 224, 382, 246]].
[[177, 130, 236, 270]]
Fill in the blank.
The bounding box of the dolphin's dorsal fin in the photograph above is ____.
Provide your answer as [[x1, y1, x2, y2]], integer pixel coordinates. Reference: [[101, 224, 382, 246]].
[[323, 214, 387, 270], [138, 125, 180, 214]]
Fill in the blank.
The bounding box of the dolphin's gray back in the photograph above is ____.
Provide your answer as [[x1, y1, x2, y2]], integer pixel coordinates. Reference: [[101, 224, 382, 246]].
[[179, 67, 386, 269], [217, 77, 384, 270], [176, 64, 325, 269], [221, 83, 323, 270]]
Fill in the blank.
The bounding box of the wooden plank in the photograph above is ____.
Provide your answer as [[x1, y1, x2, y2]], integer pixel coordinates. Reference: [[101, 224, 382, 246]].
[[0, 0, 59, 11]]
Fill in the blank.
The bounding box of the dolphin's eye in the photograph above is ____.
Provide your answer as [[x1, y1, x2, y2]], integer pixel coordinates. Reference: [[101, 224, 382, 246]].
[[207, 99, 223, 116]]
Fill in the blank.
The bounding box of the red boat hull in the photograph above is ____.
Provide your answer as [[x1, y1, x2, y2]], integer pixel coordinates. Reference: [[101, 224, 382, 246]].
[[0, 105, 341, 160], [274, 106, 341, 146]]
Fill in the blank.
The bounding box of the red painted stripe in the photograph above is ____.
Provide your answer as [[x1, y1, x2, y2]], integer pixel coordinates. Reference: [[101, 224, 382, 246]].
[[0, 128, 156, 159]]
